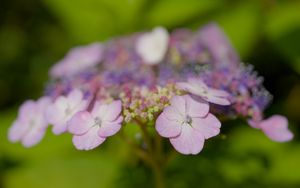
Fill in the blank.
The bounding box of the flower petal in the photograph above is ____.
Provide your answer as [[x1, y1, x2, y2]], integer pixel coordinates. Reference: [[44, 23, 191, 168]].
[[185, 95, 209, 118], [68, 111, 94, 135], [170, 123, 205, 155], [192, 113, 221, 139], [68, 89, 84, 108], [22, 125, 46, 148], [260, 115, 293, 142], [98, 120, 122, 138], [72, 126, 106, 150], [206, 95, 231, 105], [8, 120, 28, 143], [170, 95, 186, 116], [156, 112, 182, 138]]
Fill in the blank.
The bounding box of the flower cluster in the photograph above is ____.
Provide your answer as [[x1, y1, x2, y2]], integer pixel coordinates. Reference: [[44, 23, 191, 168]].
[[8, 23, 293, 155]]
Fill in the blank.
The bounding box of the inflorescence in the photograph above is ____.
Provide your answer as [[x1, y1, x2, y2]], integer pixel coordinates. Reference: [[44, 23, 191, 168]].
[[8, 23, 293, 155]]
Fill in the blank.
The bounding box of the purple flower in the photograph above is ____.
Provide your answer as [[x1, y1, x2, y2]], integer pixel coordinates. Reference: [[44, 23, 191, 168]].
[[8, 97, 51, 147], [249, 115, 293, 142], [199, 23, 239, 66], [177, 77, 231, 105], [155, 95, 221, 155], [45, 89, 88, 135], [68, 100, 123, 150], [50, 42, 103, 78], [136, 27, 169, 65]]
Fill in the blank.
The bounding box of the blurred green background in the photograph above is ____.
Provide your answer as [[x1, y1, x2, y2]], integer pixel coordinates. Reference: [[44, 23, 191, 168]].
[[0, 0, 300, 187]]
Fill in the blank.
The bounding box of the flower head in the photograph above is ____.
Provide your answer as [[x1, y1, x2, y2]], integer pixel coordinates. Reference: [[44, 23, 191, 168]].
[[8, 97, 51, 147], [68, 100, 123, 150], [46, 89, 88, 135], [155, 95, 221, 155], [50, 42, 103, 78], [136, 27, 169, 65], [177, 77, 231, 105]]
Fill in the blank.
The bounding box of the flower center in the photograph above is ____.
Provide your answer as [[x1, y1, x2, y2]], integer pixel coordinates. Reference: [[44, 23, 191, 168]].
[[184, 115, 192, 125], [65, 107, 72, 115], [94, 117, 102, 127]]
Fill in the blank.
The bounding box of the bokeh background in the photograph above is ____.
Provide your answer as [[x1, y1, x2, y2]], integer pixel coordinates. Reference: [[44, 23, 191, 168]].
[[0, 0, 300, 187]]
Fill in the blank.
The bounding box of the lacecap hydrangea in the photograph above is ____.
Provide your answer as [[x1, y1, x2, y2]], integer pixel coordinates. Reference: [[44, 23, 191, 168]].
[[8, 23, 293, 155]]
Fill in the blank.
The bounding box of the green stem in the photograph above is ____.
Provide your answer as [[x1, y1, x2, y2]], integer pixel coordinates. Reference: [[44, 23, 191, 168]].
[[121, 122, 167, 188]]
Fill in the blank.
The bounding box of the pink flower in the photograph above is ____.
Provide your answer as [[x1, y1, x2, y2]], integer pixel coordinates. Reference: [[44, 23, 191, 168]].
[[155, 95, 221, 155], [68, 100, 123, 150], [136, 27, 169, 65], [176, 77, 231, 105], [249, 115, 293, 142], [45, 89, 88, 135], [8, 97, 51, 147], [50, 42, 103, 78]]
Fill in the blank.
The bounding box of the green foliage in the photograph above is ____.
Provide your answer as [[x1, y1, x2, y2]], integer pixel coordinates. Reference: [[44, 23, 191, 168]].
[[0, 0, 299, 187]]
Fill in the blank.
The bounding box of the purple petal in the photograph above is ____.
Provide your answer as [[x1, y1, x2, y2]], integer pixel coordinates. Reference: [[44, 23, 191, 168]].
[[98, 120, 122, 138], [192, 113, 221, 139], [68, 89, 84, 107], [163, 106, 182, 120], [8, 120, 28, 143], [170, 123, 205, 155], [52, 122, 68, 135], [22, 126, 46, 148], [72, 126, 106, 150], [185, 95, 209, 117], [102, 100, 122, 121], [260, 115, 293, 142], [155, 112, 182, 138], [208, 88, 230, 98], [68, 111, 94, 135], [206, 95, 231, 106], [170, 95, 186, 116]]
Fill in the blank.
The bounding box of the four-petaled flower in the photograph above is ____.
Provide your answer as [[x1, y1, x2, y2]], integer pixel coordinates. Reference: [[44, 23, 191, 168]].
[[136, 27, 169, 65], [177, 77, 231, 105], [249, 115, 293, 142], [50, 42, 103, 78], [8, 97, 51, 147], [155, 95, 221, 155], [46, 89, 88, 135], [68, 100, 123, 150]]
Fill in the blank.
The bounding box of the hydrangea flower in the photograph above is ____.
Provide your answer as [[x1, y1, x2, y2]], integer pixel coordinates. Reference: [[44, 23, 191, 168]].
[[177, 77, 231, 105], [50, 42, 103, 78], [136, 27, 169, 65], [46, 89, 88, 135], [156, 95, 221, 154], [8, 97, 51, 147], [68, 100, 123, 150], [249, 115, 293, 142], [9, 24, 293, 155]]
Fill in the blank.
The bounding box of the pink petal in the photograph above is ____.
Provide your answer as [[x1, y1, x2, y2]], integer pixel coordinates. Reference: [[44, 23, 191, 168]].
[[260, 115, 293, 142], [98, 121, 122, 138], [72, 126, 106, 150], [192, 113, 221, 139], [208, 88, 230, 98], [206, 95, 231, 106], [18, 100, 36, 121], [68, 111, 94, 135], [8, 120, 28, 143], [155, 112, 182, 138], [185, 95, 209, 117], [170, 123, 205, 155], [54, 96, 68, 112], [45, 105, 64, 125], [52, 122, 68, 135], [67, 89, 83, 107], [102, 100, 122, 121], [170, 95, 186, 116], [22, 126, 46, 148], [163, 106, 182, 121]]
